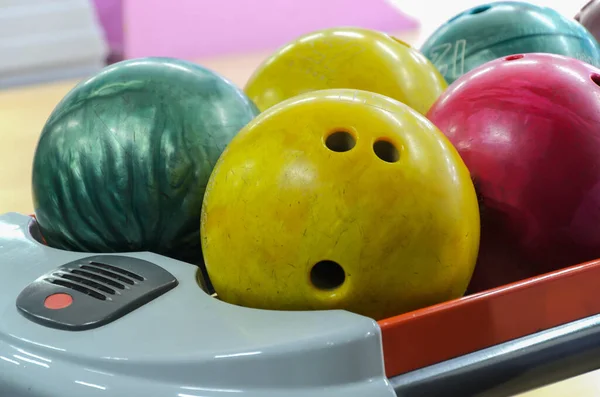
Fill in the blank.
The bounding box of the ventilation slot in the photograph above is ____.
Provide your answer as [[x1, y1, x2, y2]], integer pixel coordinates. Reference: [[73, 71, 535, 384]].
[[55, 273, 116, 295], [88, 261, 144, 281], [71, 269, 125, 289], [80, 264, 136, 285], [49, 279, 106, 300]]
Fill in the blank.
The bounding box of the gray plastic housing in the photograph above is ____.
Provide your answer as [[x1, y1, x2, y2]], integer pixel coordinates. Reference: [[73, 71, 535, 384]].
[[0, 212, 395, 396]]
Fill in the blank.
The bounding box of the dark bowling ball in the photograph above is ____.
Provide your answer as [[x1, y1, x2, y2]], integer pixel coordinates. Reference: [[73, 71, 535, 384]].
[[576, 0, 600, 43], [32, 57, 259, 267]]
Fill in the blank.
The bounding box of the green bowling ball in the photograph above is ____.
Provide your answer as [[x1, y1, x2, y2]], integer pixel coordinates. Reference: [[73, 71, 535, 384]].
[[421, 1, 600, 85], [32, 57, 259, 264]]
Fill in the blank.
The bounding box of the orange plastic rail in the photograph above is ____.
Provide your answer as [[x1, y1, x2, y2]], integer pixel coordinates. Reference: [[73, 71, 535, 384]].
[[379, 259, 600, 378]]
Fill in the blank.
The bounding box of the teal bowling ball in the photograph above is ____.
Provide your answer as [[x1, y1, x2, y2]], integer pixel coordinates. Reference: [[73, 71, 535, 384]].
[[32, 57, 259, 262], [421, 1, 600, 84]]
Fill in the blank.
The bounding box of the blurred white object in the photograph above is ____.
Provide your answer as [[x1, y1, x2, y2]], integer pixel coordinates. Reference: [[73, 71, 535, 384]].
[[0, 0, 108, 88], [387, 0, 587, 47]]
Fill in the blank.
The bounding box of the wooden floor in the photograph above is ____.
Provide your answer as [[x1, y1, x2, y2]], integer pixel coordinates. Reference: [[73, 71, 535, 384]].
[[2, 28, 600, 395]]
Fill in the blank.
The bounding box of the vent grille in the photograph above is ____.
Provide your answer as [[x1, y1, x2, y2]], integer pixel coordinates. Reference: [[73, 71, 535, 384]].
[[57, 273, 116, 294], [17, 255, 178, 331], [88, 261, 145, 281], [45, 259, 146, 301], [49, 278, 106, 300], [71, 269, 125, 289]]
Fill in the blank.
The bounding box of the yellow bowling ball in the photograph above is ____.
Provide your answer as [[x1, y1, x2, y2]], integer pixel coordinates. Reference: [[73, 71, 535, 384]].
[[244, 27, 447, 115], [201, 89, 479, 320]]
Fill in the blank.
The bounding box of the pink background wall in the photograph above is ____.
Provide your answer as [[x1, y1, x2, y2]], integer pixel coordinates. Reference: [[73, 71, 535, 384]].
[[92, 0, 124, 61], [93, 0, 418, 61]]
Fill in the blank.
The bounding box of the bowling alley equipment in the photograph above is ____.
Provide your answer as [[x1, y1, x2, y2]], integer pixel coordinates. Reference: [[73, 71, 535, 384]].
[[5, 211, 600, 396], [8, 15, 600, 396], [244, 27, 447, 115], [201, 89, 480, 321], [427, 52, 600, 291], [576, 0, 600, 43], [31, 57, 259, 265], [420, 1, 600, 84]]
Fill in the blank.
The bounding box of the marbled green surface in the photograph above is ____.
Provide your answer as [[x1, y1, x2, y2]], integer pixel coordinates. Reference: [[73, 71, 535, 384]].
[[421, 1, 600, 85], [32, 57, 259, 263]]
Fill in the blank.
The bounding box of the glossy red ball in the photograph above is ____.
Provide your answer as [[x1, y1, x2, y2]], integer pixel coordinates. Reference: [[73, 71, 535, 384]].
[[427, 53, 600, 291]]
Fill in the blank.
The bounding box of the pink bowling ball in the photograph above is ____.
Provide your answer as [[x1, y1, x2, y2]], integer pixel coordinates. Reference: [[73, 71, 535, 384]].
[[426, 53, 600, 292]]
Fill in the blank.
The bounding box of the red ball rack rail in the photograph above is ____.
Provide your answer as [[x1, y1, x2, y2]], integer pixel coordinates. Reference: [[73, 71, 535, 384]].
[[379, 258, 600, 378]]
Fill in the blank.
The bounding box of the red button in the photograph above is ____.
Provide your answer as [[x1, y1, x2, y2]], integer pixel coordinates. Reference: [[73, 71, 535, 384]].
[[44, 293, 73, 310]]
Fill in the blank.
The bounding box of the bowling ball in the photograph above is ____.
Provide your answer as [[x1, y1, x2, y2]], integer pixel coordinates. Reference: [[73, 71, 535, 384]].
[[421, 1, 600, 85], [201, 89, 480, 320], [32, 57, 259, 263], [426, 52, 600, 291], [244, 27, 447, 115], [576, 0, 600, 43]]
